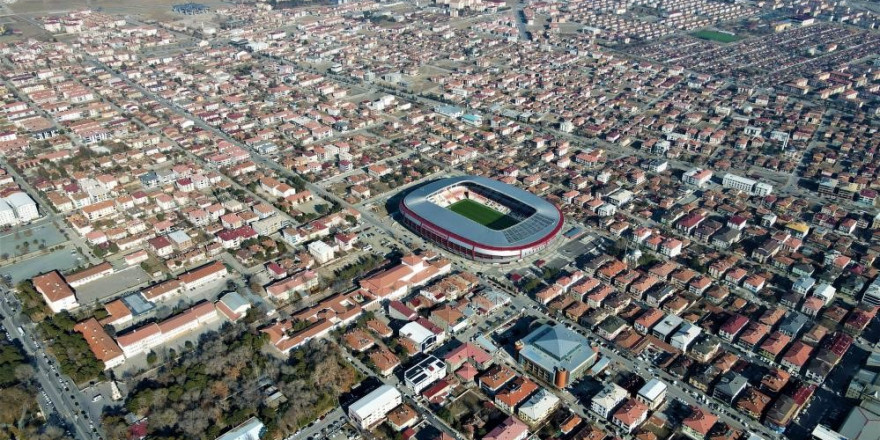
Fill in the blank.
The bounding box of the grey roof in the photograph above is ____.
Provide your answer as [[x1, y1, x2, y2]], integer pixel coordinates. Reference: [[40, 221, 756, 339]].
[[793, 276, 816, 291], [168, 230, 190, 245], [401, 176, 562, 248], [715, 372, 748, 400], [475, 334, 499, 353], [4, 192, 34, 208], [638, 378, 667, 401], [518, 388, 560, 421], [840, 403, 880, 440], [518, 323, 596, 374], [779, 312, 809, 335], [653, 314, 683, 337]]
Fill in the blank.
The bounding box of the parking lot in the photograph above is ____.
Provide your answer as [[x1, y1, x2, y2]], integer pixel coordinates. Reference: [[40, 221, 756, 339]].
[[287, 407, 358, 440], [74, 266, 151, 304], [558, 234, 599, 261], [0, 244, 84, 283], [0, 221, 67, 258]]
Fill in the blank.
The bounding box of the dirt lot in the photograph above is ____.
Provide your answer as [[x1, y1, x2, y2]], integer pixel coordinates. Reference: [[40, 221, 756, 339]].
[[1, 0, 229, 40], [9, 0, 228, 16]]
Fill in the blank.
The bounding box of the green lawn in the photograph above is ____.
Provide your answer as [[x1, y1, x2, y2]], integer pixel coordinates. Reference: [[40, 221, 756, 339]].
[[448, 199, 519, 230], [692, 30, 742, 43]]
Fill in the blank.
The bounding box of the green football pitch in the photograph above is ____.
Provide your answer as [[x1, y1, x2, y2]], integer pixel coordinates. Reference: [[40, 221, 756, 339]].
[[448, 199, 519, 230], [691, 30, 742, 43]]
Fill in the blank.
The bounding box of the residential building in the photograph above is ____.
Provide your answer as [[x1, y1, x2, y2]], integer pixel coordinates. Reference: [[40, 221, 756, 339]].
[[681, 407, 718, 440], [404, 355, 446, 393], [483, 416, 529, 440], [495, 376, 538, 413], [714, 371, 748, 403], [591, 383, 628, 418], [637, 378, 667, 410], [307, 240, 335, 264], [612, 398, 648, 433], [812, 283, 836, 306], [518, 388, 560, 425], [671, 322, 702, 352], [400, 320, 441, 353], [480, 365, 516, 395]]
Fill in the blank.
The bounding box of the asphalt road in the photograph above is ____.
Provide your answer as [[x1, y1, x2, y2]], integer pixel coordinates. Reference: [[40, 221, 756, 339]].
[[286, 407, 349, 440], [0, 288, 100, 440]]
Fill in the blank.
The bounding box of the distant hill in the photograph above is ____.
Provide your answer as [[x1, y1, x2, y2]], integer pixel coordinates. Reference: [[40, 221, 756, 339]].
[[270, 0, 339, 8]]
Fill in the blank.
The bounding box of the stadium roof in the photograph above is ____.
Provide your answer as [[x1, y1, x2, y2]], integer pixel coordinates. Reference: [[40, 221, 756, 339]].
[[401, 176, 562, 249]]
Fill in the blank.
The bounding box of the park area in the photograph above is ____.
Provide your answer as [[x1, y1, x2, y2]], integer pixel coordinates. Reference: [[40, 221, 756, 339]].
[[448, 199, 519, 230], [692, 30, 742, 43]]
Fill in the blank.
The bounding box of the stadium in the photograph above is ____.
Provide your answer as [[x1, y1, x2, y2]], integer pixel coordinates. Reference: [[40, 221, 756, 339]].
[[399, 176, 563, 263]]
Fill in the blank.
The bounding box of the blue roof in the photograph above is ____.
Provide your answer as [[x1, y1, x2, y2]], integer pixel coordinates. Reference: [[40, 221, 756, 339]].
[[122, 293, 155, 316], [435, 105, 463, 116], [475, 334, 499, 353], [220, 291, 249, 311], [563, 227, 583, 238], [589, 356, 611, 375]]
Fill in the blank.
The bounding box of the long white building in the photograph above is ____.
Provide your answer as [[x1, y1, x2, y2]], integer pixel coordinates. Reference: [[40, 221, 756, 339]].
[[116, 301, 218, 357], [722, 173, 773, 196], [348, 385, 402, 429]]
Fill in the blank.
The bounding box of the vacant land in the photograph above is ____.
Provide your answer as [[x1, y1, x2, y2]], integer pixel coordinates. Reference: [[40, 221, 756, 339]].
[[448, 199, 518, 230], [692, 30, 742, 43]]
